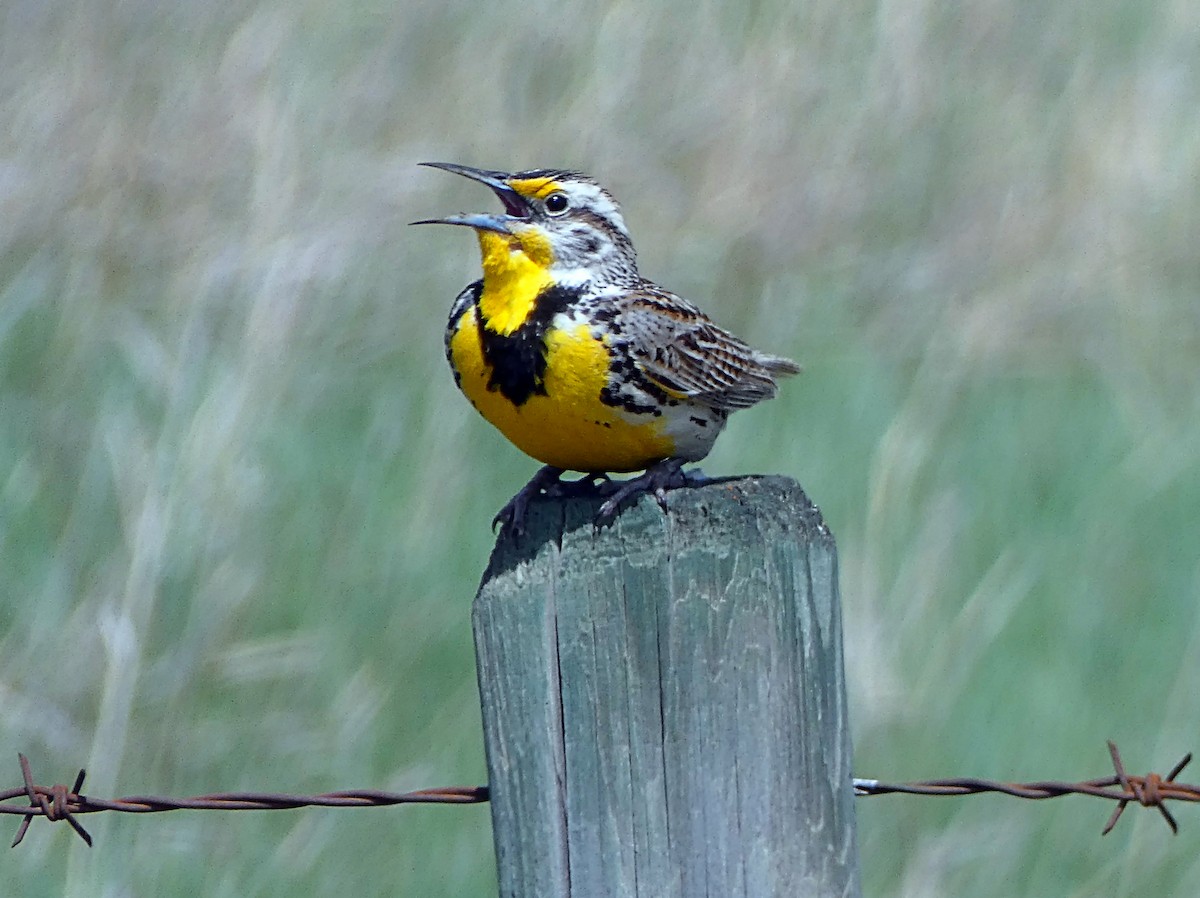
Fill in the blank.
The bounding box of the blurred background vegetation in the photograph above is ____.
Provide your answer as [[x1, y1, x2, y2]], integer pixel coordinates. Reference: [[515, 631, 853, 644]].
[[2, 0, 1198, 894]]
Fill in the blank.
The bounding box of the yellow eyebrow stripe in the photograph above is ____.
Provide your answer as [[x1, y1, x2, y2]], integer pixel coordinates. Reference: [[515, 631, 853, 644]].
[[508, 177, 562, 200]]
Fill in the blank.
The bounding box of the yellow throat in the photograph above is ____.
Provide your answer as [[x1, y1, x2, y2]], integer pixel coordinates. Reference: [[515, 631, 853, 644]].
[[475, 228, 556, 336]]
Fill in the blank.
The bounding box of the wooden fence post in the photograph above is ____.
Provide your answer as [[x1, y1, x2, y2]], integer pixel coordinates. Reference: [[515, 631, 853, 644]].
[[473, 475, 860, 897]]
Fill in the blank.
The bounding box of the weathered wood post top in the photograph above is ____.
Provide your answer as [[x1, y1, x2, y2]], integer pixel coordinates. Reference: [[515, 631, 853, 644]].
[[473, 475, 860, 897]]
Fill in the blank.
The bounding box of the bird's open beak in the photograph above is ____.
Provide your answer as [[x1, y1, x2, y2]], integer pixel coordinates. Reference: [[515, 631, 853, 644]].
[[410, 211, 515, 234], [411, 162, 532, 233]]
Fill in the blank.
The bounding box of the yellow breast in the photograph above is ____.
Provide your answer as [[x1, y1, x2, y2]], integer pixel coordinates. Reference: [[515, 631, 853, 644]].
[[448, 308, 675, 472]]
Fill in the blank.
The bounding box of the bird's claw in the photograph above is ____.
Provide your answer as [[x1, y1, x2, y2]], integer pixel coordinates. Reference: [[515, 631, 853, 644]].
[[594, 458, 687, 527], [494, 465, 565, 537], [498, 461, 700, 536]]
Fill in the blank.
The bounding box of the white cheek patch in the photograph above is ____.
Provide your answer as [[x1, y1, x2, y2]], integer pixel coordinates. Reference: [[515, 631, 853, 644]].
[[553, 267, 595, 287], [551, 226, 618, 280]]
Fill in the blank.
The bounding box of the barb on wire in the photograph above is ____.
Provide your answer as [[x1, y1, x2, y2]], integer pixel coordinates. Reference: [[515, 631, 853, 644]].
[[854, 740, 1195, 836], [10, 755, 91, 848], [2, 753, 488, 848]]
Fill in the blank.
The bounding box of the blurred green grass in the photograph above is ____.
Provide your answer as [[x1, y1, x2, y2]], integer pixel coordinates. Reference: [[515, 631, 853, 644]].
[[2, 0, 1198, 894]]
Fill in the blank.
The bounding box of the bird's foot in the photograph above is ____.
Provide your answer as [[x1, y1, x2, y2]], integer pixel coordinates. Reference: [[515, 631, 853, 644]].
[[551, 472, 614, 498], [596, 458, 702, 525], [493, 465, 565, 537], [495, 463, 708, 535]]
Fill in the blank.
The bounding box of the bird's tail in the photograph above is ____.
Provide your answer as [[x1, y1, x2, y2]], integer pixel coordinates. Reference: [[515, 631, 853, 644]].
[[755, 352, 802, 377]]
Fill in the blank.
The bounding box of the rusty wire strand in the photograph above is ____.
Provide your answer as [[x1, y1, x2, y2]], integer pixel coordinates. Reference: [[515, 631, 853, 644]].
[[4, 741, 1192, 847], [854, 741, 1195, 836], [3, 753, 487, 848]]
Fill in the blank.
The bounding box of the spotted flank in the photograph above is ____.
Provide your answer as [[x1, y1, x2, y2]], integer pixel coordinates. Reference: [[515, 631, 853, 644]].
[[417, 162, 800, 526]]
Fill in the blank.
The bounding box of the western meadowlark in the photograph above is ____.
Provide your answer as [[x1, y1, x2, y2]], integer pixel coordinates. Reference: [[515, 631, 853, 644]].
[[415, 162, 800, 532]]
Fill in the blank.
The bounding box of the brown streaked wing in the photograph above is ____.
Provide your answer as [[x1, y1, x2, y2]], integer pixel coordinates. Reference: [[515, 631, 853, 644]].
[[615, 284, 799, 412]]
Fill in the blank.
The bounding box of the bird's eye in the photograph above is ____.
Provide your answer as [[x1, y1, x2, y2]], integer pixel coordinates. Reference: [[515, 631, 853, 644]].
[[544, 192, 570, 215]]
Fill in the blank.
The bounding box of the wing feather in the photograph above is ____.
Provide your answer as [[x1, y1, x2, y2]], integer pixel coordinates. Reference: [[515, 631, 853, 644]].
[[613, 284, 800, 412]]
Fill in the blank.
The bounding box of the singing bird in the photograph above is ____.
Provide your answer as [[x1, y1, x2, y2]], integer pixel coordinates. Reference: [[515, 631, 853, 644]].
[[415, 163, 799, 532]]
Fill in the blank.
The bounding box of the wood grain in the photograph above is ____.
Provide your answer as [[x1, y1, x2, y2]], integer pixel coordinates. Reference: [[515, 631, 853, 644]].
[[473, 476, 860, 897]]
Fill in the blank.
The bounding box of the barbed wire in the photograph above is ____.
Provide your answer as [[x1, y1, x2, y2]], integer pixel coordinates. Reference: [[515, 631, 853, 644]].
[[3, 741, 1191, 848], [855, 742, 1195, 836], [1, 754, 488, 848]]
